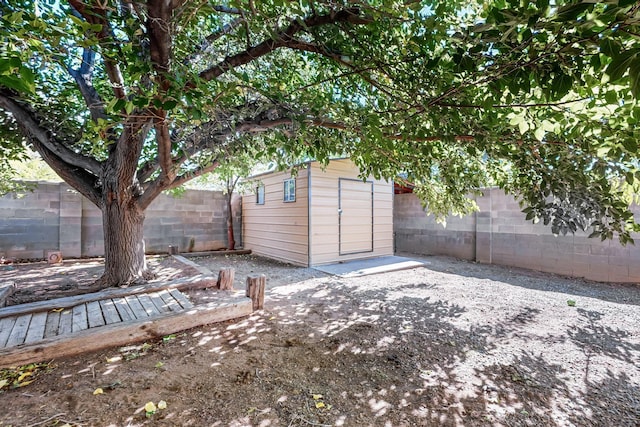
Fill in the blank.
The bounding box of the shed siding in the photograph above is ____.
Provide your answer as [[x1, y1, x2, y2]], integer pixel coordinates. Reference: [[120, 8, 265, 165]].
[[309, 159, 393, 265], [242, 168, 309, 266]]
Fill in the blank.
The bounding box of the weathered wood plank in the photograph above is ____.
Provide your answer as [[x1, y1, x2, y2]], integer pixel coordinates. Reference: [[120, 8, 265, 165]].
[[113, 298, 135, 322], [147, 292, 171, 313], [86, 301, 105, 328], [0, 274, 218, 319], [24, 312, 47, 344], [58, 309, 73, 335], [99, 300, 121, 324], [124, 296, 148, 319], [169, 289, 193, 309], [0, 293, 253, 368], [0, 282, 16, 308], [137, 294, 161, 316], [72, 304, 88, 332], [157, 290, 182, 312], [44, 311, 61, 338], [246, 275, 266, 311], [5, 314, 31, 347], [0, 316, 16, 347]]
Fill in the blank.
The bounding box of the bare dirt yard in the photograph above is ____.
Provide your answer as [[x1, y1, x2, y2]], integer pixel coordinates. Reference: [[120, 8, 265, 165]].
[[0, 253, 639, 427]]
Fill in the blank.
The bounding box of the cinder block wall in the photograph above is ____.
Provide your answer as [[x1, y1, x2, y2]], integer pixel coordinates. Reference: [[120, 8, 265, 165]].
[[0, 182, 241, 260], [394, 189, 640, 283]]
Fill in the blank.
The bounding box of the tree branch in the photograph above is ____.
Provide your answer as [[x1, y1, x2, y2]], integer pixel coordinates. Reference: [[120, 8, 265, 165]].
[[67, 48, 108, 122], [183, 16, 244, 64], [0, 91, 103, 176], [198, 7, 371, 81], [68, 0, 126, 99], [29, 136, 102, 207]]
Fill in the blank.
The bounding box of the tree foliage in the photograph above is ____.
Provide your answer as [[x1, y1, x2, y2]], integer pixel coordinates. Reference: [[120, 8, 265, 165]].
[[0, 0, 639, 284]]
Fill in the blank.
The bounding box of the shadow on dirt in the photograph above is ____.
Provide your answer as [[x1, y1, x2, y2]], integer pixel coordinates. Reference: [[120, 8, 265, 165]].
[[171, 272, 640, 426]]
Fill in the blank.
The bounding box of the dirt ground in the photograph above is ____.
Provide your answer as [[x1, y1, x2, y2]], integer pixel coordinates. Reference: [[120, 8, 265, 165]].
[[0, 253, 639, 427]]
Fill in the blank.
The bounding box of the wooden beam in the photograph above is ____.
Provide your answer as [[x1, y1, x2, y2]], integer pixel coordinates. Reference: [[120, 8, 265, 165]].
[[0, 274, 217, 319], [0, 293, 252, 368], [0, 282, 16, 307], [217, 268, 235, 290], [246, 275, 266, 311]]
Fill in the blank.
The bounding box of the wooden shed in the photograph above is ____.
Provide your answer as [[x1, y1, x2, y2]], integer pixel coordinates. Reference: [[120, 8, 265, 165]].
[[242, 158, 394, 266]]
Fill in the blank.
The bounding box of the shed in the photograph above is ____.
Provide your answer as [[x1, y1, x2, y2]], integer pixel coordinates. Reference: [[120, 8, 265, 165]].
[[242, 158, 394, 266]]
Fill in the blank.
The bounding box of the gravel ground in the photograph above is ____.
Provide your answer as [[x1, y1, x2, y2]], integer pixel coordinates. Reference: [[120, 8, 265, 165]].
[[0, 253, 638, 426]]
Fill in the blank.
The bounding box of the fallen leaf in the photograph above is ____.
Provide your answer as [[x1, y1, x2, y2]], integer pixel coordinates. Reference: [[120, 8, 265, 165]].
[[17, 372, 33, 382], [144, 401, 157, 414], [567, 300, 576, 307], [93, 388, 104, 395], [315, 401, 326, 409], [106, 356, 121, 363], [51, 308, 64, 313], [0, 379, 8, 389], [158, 400, 167, 410], [155, 362, 164, 368], [18, 380, 34, 387], [312, 394, 323, 400]]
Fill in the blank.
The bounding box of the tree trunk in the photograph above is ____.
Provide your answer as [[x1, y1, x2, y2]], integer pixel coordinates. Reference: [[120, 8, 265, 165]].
[[99, 196, 150, 287], [226, 193, 236, 250]]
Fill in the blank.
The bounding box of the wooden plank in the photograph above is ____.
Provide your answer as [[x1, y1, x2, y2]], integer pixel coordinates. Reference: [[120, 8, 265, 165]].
[[86, 301, 105, 328], [169, 289, 193, 309], [0, 274, 218, 319], [5, 314, 31, 347], [147, 292, 172, 313], [136, 294, 161, 316], [58, 309, 73, 335], [72, 304, 88, 332], [44, 311, 61, 338], [24, 312, 47, 344], [157, 290, 182, 312], [99, 299, 122, 324], [0, 282, 16, 307], [113, 298, 135, 322], [124, 295, 148, 319], [0, 316, 16, 347], [0, 293, 253, 368]]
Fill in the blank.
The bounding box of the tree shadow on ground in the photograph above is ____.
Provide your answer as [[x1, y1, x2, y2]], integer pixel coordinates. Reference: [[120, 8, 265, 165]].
[[162, 274, 640, 426]]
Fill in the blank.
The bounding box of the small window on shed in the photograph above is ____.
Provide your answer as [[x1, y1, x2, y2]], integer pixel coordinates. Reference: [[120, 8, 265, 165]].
[[283, 178, 296, 202], [256, 185, 265, 205]]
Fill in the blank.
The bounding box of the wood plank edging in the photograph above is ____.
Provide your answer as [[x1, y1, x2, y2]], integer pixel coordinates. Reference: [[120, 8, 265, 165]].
[[0, 294, 253, 368], [0, 275, 217, 319], [0, 282, 16, 308]]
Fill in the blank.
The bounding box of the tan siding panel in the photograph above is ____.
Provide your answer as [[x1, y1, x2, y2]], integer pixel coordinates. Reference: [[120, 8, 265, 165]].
[[243, 166, 309, 266], [309, 159, 393, 265]]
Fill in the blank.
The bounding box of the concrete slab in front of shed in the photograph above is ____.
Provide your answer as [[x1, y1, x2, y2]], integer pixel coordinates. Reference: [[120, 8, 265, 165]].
[[313, 256, 427, 278]]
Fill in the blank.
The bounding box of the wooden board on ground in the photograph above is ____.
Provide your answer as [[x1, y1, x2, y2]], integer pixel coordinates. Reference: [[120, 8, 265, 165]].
[[0, 274, 217, 319], [0, 291, 253, 368], [0, 282, 16, 307]]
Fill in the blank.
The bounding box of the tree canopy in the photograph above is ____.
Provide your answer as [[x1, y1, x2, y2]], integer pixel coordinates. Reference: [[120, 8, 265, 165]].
[[1, 0, 640, 283]]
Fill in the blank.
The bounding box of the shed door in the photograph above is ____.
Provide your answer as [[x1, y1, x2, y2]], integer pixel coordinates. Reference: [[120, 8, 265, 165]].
[[339, 179, 373, 255]]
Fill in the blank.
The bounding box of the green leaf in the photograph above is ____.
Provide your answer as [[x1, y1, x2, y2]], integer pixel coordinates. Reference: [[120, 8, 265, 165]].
[[629, 60, 640, 99], [606, 50, 638, 82], [555, 3, 591, 21], [551, 73, 573, 98], [162, 100, 178, 110]]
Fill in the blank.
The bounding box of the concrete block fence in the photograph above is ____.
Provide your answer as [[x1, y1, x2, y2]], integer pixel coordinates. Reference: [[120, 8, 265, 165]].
[[0, 182, 241, 260], [394, 189, 640, 283]]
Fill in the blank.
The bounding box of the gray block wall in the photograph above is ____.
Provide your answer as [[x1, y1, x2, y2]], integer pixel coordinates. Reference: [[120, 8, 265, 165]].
[[394, 190, 640, 283], [0, 182, 241, 259]]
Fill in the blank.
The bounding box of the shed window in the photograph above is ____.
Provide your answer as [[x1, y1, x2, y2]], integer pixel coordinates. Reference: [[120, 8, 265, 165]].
[[256, 185, 265, 205], [283, 178, 296, 202]]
